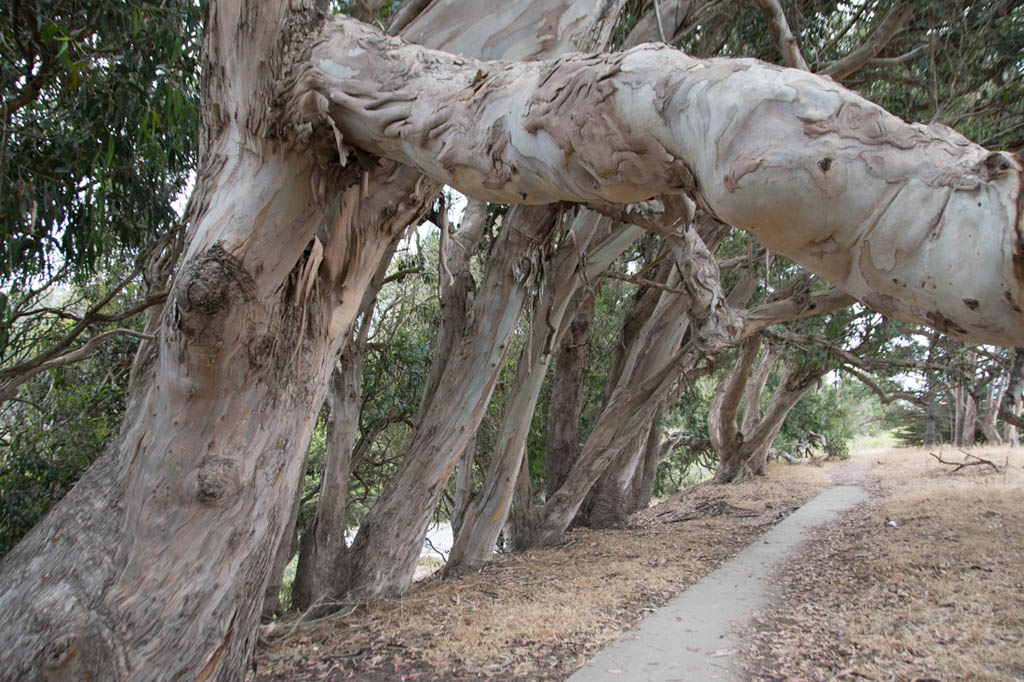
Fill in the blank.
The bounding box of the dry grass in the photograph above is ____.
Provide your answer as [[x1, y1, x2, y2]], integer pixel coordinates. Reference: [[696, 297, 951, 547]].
[[252, 459, 839, 681], [744, 446, 1024, 682]]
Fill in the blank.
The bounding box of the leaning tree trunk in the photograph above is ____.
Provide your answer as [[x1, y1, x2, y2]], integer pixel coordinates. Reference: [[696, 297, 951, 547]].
[[289, 232, 399, 613], [630, 414, 685, 512], [923, 400, 938, 448], [713, 352, 826, 483], [444, 213, 643, 576], [342, 204, 560, 599], [585, 251, 706, 529], [746, 366, 826, 476], [338, 0, 631, 600], [709, 336, 764, 482], [0, 1, 439, 675], [574, 245, 673, 527]]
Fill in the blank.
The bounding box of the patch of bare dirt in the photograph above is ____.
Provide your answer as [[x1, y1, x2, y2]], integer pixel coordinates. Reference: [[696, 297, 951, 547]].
[[741, 446, 1024, 682], [251, 459, 837, 681]]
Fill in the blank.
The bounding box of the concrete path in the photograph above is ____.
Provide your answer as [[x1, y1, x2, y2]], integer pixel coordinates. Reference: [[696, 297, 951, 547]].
[[568, 485, 868, 682]]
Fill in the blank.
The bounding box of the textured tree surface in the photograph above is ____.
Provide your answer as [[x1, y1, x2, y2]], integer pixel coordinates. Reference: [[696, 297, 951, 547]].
[[309, 17, 1024, 345], [2, 1, 1023, 680]]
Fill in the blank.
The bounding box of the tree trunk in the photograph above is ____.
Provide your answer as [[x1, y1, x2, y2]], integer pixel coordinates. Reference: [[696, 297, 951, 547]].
[[342, 204, 560, 598], [954, 384, 964, 447], [450, 437, 476, 540], [519, 223, 748, 547], [586, 429, 650, 528], [261, 454, 306, 621], [629, 410, 684, 512], [544, 291, 597, 498], [1010, 396, 1023, 447], [291, 356, 361, 613], [715, 357, 825, 483], [741, 339, 780, 435], [746, 367, 823, 476], [962, 392, 978, 447], [574, 249, 672, 527], [340, 0, 630, 598], [583, 219, 739, 530], [291, 231, 399, 613], [0, 4, 439, 666], [709, 336, 764, 482], [445, 213, 642, 575], [923, 401, 938, 447]]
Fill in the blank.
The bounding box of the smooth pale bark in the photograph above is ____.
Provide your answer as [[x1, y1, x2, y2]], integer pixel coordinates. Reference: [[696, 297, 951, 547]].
[[445, 213, 644, 575], [307, 17, 1024, 346]]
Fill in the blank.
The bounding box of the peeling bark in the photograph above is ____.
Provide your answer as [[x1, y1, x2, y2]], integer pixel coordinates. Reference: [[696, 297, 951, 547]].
[[340, 0, 631, 596], [306, 17, 1024, 346]]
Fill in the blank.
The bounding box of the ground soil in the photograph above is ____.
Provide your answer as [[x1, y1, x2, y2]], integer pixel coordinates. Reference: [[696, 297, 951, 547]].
[[250, 446, 1024, 681]]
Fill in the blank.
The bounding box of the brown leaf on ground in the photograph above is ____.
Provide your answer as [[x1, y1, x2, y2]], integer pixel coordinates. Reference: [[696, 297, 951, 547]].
[[741, 446, 1024, 682]]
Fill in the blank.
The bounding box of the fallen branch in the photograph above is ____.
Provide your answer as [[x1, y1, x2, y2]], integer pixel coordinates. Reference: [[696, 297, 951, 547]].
[[928, 449, 1001, 473]]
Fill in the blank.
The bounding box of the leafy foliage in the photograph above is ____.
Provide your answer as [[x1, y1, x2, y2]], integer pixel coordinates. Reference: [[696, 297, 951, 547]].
[[0, 0, 201, 285], [0, 275, 140, 557]]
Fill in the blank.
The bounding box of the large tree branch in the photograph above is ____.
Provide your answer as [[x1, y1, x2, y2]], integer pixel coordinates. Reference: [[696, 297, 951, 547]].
[[297, 17, 1024, 347]]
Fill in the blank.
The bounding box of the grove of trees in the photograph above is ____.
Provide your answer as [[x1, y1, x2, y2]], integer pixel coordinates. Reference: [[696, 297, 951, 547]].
[[1, 0, 1022, 679]]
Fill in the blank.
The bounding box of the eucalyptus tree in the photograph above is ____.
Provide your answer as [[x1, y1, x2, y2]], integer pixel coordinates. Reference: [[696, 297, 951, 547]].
[[2, 0, 1024, 680]]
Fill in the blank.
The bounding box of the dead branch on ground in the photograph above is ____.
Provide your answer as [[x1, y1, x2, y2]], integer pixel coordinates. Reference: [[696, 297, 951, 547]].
[[928, 449, 1001, 473]]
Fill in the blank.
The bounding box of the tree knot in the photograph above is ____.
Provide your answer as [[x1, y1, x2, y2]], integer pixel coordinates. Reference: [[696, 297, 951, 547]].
[[42, 634, 77, 670], [195, 458, 242, 506]]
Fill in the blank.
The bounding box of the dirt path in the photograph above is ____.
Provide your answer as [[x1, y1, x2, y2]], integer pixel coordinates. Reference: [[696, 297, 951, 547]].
[[567, 485, 868, 682]]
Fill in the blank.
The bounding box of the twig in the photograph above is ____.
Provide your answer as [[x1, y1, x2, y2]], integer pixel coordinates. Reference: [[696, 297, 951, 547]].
[[652, 0, 667, 42]]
